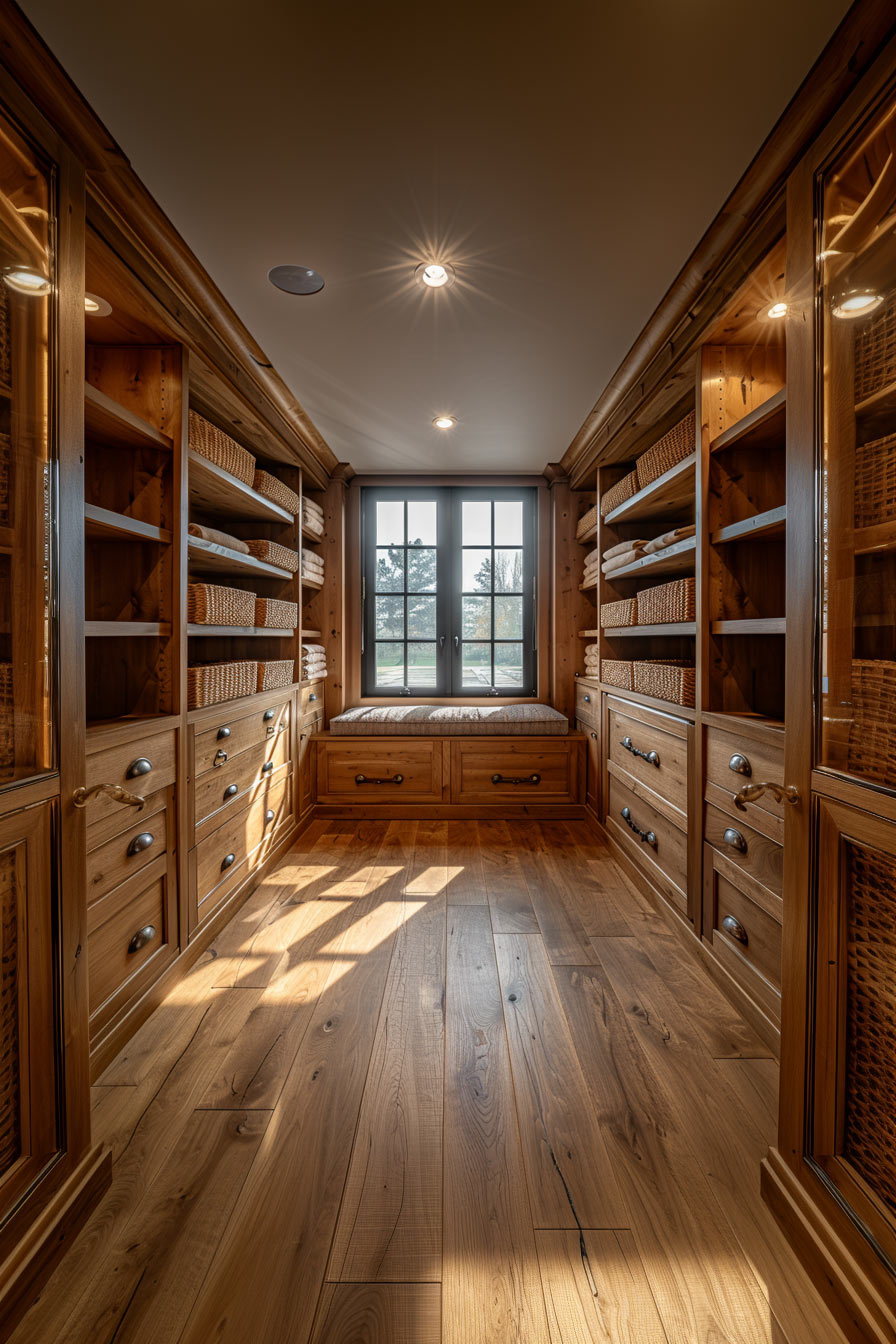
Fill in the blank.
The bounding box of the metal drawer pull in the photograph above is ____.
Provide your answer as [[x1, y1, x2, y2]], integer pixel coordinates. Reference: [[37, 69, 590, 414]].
[[728, 752, 751, 776], [213, 749, 228, 768], [620, 806, 656, 846], [126, 757, 153, 779], [264, 808, 275, 825], [733, 781, 800, 811], [722, 914, 748, 945], [722, 827, 747, 853], [309, 692, 317, 702], [261, 761, 274, 775], [126, 832, 155, 857], [263, 709, 276, 722], [355, 773, 404, 785], [221, 853, 236, 870], [591, 731, 598, 741], [127, 925, 156, 954], [492, 773, 541, 786], [217, 726, 231, 741], [224, 784, 239, 799], [73, 782, 145, 810], [620, 735, 660, 767]]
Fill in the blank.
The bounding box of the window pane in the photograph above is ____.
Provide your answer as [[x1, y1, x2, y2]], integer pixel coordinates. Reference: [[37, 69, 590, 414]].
[[494, 548, 523, 592], [462, 549, 492, 592], [462, 595, 491, 639], [494, 595, 523, 638], [407, 594, 436, 638], [494, 500, 523, 546], [407, 547, 437, 592], [375, 595, 404, 638], [375, 547, 404, 591], [376, 499, 404, 546], [462, 500, 491, 546], [407, 500, 437, 546], [495, 642, 524, 686], [462, 642, 491, 685], [408, 642, 437, 686], [375, 643, 405, 686]]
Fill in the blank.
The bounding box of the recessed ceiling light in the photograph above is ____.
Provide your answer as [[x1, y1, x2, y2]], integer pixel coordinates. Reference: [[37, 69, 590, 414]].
[[831, 288, 884, 319], [765, 301, 788, 320], [416, 262, 455, 289], [84, 292, 112, 316], [433, 415, 456, 430], [4, 267, 50, 296], [268, 264, 325, 295]]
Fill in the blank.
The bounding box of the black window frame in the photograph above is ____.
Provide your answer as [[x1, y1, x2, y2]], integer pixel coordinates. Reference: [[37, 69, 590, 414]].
[[361, 485, 537, 698]]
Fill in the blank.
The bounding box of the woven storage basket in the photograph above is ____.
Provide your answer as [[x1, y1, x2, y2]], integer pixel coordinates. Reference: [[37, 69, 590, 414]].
[[254, 597, 298, 629], [188, 660, 257, 710], [633, 660, 696, 707], [600, 470, 637, 517], [244, 539, 299, 573], [257, 659, 295, 692], [636, 577, 696, 626], [0, 664, 13, 781], [576, 502, 598, 540], [0, 850, 20, 1176], [847, 660, 896, 786], [600, 597, 637, 629], [854, 430, 896, 529], [187, 582, 256, 627], [253, 470, 300, 515], [855, 291, 896, 404], [189, 411, 256, 485], [0, 287, 10, 390], [601, 659, 633, 691], [635, 410, 696, 490]]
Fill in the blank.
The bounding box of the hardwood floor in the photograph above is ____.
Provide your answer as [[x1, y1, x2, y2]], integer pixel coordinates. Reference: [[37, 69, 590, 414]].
[[10, 819, 846, 1344]]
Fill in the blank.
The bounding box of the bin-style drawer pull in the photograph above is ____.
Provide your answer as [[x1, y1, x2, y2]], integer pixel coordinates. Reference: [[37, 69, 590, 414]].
[[620, 805, 656, 846], [591, 731, 598, 741], [355, 773, 404, 785], [492, 773, 541, 786], [221, 853, 236, 871], [722, 826, 747, 854], [263, 708, 276, 722], [728, 752, 751, 776], [126, 831, 155, 857], [261, 760, 274, 775], [722, 914, 748, 945], [127, 925, 156, 954], [217, 726, 231, 741], [309, 692, 318, 702], [126, 757, 153, 779], [213, 749, 228, 768], [620, 735, 660, 767], [264, 808, 275, 825], [223, 784, 239, 800]]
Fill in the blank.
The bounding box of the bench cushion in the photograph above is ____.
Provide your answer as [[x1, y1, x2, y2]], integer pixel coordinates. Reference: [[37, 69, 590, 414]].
[[328, 704, 569, 736]]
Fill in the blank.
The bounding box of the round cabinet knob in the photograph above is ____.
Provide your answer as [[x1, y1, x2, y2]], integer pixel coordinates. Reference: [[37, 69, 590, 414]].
[[126, 832, 155, 857], [721, 914, 748, 945], [583, 693, 591, 704], [722, 827, 747, 854], [221, 853, 236, 871], [728, 753, 752, 777], [125, 757, 153, 779], [216, 726, 231, 741], [591, 731, 598, 741], [127, 924, 156, 954], [309, 693, 317, 702], [264, 808, 275, 825]]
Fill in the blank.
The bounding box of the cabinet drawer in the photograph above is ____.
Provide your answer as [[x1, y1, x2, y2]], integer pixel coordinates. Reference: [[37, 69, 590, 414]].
[[608, 703, 688, 821], [704, 856, 781, 1027], [705, 725, 785, 837], [194, 731, 290, 830], [195, 775, 292, 905], [450, 739, 581, 805], [87, 795, 169, 906], [194, 697, 291, 777], [607, 774, 688, 915], [85, 729, 176, 833], [575, 682, 599, 726], [88, 861, 174, 1024], [704, 799, 783, 900], [300, 681, 325, 714], [576, 719, 600, 812], [316, 739, 442, 803]]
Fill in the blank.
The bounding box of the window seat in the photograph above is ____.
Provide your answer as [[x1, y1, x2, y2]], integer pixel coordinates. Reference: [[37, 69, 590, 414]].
[[328, 703, 569, 736]]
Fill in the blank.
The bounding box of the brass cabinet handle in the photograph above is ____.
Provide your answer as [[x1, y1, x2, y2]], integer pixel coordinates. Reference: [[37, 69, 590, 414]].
[[620, 806, 656, 846], [722, 914, 748, 945], [620, 735, 660, 768], [223, 784, 239, 799], [355, 773, 404, 785], [217, 726, 231, 741], [126, 757, 153, 779], [127, 924, 156, 954], [221, 853, 236, 870], [213, 749, 228, 768], [126, 831, 155, 857], [728, 753, 751, 776], [722, 826, 747, 854], [73, 782, 145, 810], [492, 773, 541, 785], [733, 781, 800, 811]]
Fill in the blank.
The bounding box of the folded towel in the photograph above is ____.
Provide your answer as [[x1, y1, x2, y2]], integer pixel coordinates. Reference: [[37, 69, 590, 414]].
[[603, 538, 648, 561], [188, 523, 250, 554], [303, 498, 324, 516], [642, 524, 696, 555], [302, 643, 327, 655]]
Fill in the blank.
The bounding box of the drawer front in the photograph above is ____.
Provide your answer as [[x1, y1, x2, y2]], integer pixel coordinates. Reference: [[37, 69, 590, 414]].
[[576, 719, 600, 811], [195, 775, 292, 903], [608, 705, 688, 817], [704, 857, 782, 1024], [705, 725, 785, 833], [300, 681, 325, 714], [194, 731, 290, 829], [194, 697, 291, 777], [86, 782, 169, 852], [704, 799, 783, 899], [607, 774, 688, 914], [575, 683, 599, 726], [87, 796, 169, 905], [450, 740, 580, 805], [88, 863, 174, 1022], [85, 730, 176, 832], [302, 705, 324, 732], [316, 740, 442, 803]]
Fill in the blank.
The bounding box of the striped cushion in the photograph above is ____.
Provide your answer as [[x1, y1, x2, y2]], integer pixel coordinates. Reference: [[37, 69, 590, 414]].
[[329, 704, 569, 736]]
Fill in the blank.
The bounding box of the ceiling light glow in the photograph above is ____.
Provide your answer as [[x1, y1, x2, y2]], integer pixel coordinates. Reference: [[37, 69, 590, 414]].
[[4, 267, 50, 296], [766, 301, 788, 319], [433, 415, 456, 430], [831, 288, 884, 319], [416, 261, 456, 289]]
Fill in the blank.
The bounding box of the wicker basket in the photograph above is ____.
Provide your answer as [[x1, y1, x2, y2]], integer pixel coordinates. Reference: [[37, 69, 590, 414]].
[[854, 430, 896, 529], [600, 471, 637, 517], [576, 503, 598, 540], [600, 597, 637, 629], [244, 540, 300, 573], [847, 660, 896, 786], [257, 659, 295, 692], [601, 659, 634, 691], [254, 597, 298, 629], [0, 849, 20, 1177], [633, 659, 696, 707], [187, 661, 258, 710], [636, 577, 696, 626], [189, 411, 256, 485], [855, 291, 896, 405], [253, 470, 300, 516], [635, 410, 696, 490], [187, 582, 256, 628], [0, 664, 12, 782]]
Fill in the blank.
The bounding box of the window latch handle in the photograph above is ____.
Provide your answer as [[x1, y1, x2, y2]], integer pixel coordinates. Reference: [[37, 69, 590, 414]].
[[454, 634, 459, 649], [439, 634, 445, 650]]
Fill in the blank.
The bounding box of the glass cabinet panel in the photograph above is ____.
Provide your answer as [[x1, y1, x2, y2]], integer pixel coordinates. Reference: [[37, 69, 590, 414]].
[[819, 97, 896, 788], [0, 111, 55, 784]]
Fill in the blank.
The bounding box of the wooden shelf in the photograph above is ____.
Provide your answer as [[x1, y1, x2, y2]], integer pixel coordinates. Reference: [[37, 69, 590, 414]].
[[84, 504, 172, 545], [188, 450, 294, 523], [855, 519, 896, 555], [605, 454, 696, 524], [188, 536, 292, 580], [577, 525, 598, 545], [301, 629, 322, 639], [301, 572, 325, 590], [712, 506, 787, 545], [579, 580, 598, 593], [84, 381, 173, 452], [577, 629, 600, 637], [187, 625, 295, 637], [711, 618, 786, 635], [709, 388, 786, 454], [599, 682, 697, 721], [608, 535, 697, 579], [85, 621, 170, 637], [603, 622, 697, 637], [855, 377, 896, 424]]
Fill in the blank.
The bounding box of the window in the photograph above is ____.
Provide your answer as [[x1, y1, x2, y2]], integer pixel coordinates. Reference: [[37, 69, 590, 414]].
[[362, 486, 537, 697]]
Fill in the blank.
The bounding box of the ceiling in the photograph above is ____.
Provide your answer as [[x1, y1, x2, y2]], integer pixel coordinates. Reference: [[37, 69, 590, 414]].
[[21, 0, 853, 473]]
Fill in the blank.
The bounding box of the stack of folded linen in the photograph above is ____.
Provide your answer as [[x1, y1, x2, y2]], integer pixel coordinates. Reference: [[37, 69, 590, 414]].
[[584, 642, 600, 676], [582, 546, 601, 586], [302, 547, 325, 584], [301, 643, 328, 680], [641, 524, 695, 555], [188, 522, 250, 554], [303, 497, 325, 538], [602, 538, 649, 574]]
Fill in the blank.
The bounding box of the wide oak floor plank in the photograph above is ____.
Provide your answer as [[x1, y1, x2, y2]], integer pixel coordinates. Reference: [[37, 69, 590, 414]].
[[445, 819, 486, 904], [311, 1283, 441, 1343], [477, 819, 540, 933], [514, 824, 596, 963], [535, 1228, 670, 1343]]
